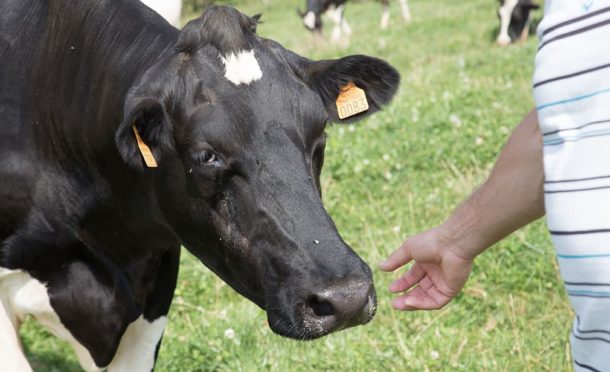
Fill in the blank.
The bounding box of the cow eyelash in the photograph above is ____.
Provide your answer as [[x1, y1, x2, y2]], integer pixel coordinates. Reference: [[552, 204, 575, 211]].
[[192, 150, 220, 166]]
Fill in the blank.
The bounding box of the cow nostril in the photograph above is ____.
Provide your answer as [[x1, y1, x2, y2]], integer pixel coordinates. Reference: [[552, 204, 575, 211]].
[[306, 295, 336, 317]]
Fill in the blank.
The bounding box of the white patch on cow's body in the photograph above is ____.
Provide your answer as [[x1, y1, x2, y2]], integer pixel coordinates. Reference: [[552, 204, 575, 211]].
[[497, 0, 518, 46], [303, 11, 316, 30], [141, 0, 183, 27], [107, 316, 167, 372], [221, 50, 263, 86], [399, 0, 412, 23], [0, 268, 100, 372], [0, 267, 169, 372]]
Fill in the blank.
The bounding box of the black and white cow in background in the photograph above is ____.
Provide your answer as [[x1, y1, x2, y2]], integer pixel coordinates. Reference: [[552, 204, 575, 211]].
[[0, 0, 399, 370], [299, 0, 412, 42], [496, 0, 540, 46]]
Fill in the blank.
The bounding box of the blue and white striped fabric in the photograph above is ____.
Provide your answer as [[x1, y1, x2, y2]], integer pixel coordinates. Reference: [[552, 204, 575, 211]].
[[534, 1, 610, 370]]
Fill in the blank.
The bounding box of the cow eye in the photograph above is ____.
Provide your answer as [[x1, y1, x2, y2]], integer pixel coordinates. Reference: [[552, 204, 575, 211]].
[[192, 150, 220, 166]]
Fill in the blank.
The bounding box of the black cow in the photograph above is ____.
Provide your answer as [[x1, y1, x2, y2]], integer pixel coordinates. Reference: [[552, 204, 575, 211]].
[[496, 0, 540, 46], [0, 0, 399, 370], [299, 0, 412, 41]]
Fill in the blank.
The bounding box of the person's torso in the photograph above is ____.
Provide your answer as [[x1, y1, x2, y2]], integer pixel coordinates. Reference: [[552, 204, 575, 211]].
[[534, 0, 610, 135]]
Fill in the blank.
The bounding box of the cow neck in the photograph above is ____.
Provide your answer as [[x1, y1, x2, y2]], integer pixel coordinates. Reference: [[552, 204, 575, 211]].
[[25, 1, 181, 262], [28, 0, 178, 172]]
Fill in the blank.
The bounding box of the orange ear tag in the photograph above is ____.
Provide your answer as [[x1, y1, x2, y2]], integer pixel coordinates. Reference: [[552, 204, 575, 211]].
[[132, 125, 158, 168], [335, 81, 369, 120]]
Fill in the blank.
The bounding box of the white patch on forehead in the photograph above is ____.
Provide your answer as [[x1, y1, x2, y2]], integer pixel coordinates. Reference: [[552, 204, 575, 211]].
[[303, 11, 316, 30], [107, 316, 167, 372], [0, 268, 100, 371], [221, 50, 263, 86]]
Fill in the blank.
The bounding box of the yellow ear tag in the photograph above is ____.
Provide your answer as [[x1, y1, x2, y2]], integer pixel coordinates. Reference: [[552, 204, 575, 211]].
[[335, 81, 369, 120], [132, 125, 158, 168]]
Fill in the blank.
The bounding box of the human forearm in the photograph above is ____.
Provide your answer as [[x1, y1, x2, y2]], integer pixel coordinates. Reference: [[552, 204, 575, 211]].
[[379, 110, 544, 310], [440, 109, 545, 260]]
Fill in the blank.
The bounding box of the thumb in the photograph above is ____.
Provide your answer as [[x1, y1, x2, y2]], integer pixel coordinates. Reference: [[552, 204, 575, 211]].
[[379, 238, 413, 272]]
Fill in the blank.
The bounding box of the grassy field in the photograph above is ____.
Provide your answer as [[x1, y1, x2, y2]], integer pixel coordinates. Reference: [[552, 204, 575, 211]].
[[22, 0, 574, 370]]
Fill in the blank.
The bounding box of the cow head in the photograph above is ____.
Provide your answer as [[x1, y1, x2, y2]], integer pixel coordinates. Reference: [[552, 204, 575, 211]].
[[496, 0, 539, 46], [116, 6, 399, 340]]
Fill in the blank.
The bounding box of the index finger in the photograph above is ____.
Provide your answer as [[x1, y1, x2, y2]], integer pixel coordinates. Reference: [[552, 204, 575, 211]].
[[379, 239, 412, 272]]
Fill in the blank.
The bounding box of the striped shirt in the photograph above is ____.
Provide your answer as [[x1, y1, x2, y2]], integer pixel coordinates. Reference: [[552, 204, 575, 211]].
[[534, 1, 610, 370]]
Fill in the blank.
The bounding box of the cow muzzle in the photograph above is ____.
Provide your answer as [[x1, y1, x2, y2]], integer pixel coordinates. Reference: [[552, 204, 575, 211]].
[[268, 276, 376, 340]]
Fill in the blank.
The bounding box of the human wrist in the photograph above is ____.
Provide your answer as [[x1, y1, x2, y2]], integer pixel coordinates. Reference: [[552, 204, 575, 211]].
[[436, 208, 487, 261]]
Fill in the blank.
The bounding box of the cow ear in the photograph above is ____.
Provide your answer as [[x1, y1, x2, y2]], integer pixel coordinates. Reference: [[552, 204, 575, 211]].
[[306, 55, 400, 123], [115, 98, 173, 171]]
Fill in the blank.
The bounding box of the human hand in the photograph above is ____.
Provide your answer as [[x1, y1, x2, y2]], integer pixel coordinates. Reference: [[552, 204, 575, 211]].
[[379, 227, 474, 311]]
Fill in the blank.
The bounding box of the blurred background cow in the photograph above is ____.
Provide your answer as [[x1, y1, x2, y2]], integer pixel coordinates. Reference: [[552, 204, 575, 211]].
[[298, 0, 412, 42], [496, 0, 540, 46]]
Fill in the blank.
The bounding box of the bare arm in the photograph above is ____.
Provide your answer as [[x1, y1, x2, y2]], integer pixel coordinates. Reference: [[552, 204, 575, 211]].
[[379, 109, 545, 310], [440, 108, 545, 259]]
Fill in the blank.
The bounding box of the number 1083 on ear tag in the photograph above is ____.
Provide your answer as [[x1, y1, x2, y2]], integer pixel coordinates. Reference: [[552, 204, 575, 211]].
[[336, 81, 369, 120]]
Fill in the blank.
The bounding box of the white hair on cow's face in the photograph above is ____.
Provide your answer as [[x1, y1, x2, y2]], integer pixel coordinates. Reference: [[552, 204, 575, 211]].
[[303, 11, 316, 30], [221, 50, 263, 86]]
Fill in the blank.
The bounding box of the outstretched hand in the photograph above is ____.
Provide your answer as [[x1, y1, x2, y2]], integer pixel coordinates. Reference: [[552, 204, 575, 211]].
[[379, 227, 474, 311]]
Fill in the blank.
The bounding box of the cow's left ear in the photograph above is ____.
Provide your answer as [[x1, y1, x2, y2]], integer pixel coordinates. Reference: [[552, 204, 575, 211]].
[[115, 98, 173, 171], [306, 55, 400, 123]]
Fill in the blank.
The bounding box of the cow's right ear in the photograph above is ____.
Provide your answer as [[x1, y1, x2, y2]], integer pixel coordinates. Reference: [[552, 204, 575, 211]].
[[115, 98, 173, 171]]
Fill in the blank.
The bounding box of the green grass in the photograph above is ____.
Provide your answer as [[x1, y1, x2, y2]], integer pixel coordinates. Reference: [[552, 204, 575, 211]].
[[21, 0, 573, 370]]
